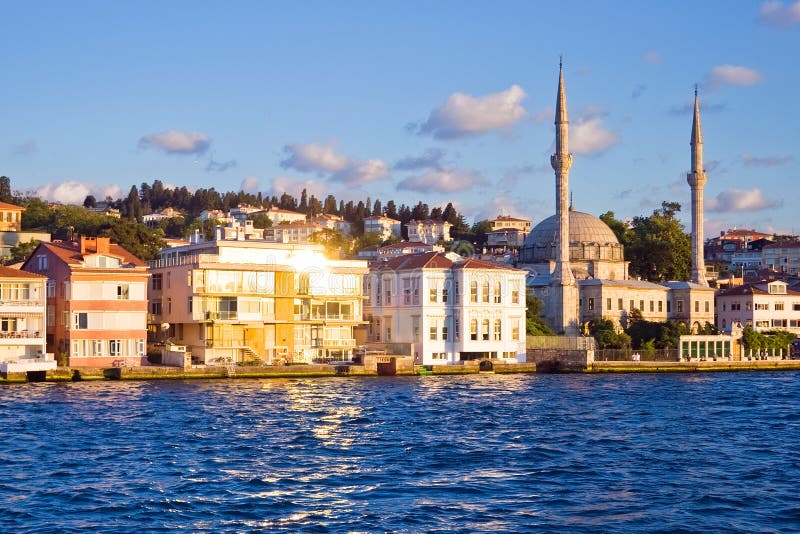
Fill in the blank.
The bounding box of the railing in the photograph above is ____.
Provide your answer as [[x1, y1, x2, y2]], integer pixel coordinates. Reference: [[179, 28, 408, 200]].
[[594, 348, 680, 362], [0, 300, 43, 307], [0, 330, 42, 339]]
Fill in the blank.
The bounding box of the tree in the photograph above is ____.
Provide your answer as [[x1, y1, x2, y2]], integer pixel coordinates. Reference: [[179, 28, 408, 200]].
[[588, 318, 631, 348], [526, 295, 554, 336], [0, 176, 12, 203], [21, 198, 54, 230], [625, 201, 691, 282], [5, 239, 39, 265], [83, 195, 97, 209], [249, 213, 272, 229], [469, 220, 493, 246], [124, 185, 142, 222], [599, 211, 630, 244]]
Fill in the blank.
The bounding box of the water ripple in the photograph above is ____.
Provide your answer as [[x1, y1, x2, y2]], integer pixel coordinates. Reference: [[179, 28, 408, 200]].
[[1, 373, 799, 532]]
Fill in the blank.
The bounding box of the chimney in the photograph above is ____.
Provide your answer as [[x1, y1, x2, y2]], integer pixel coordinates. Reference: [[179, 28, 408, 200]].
[[96, 237, 111, 254]]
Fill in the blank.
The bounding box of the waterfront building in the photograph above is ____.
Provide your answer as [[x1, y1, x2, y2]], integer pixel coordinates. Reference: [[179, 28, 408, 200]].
[[148, 229, 367, 365], [661, 281, 716, 330], [21, 236, 149, 367], [716, 279, 800, 334], [0, 201, 51, 260], [364, 252, 526, 365], [364, 215, 402, 241], [405, 219, 453, 245], [0, 266, 54, 374]]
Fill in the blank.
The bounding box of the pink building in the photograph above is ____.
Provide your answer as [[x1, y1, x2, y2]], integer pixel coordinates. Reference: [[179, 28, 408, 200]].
[[22, 236, 149, 367]]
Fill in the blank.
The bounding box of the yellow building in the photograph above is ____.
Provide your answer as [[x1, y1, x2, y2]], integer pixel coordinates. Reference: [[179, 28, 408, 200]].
[[148, 228, 367, 365]]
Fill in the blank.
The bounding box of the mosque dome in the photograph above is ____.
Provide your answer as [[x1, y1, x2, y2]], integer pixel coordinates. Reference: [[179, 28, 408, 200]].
[[519, 209, 623, 265]]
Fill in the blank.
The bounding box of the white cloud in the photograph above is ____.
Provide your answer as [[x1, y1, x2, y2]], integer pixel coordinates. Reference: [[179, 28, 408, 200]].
[[35, 181, 122, 205], [397, 169, 487, 194], [740, 152, 793, 167], [240, 176, 260, 193], [138, 130, 211, 155], [571, 117, 620, 155], [417, 84, 528, 139], [643, 51, 662, 64], [331, 159, 389, 186], [705, 65, 762, 91], [759, 1, 800, 27], [280, 142, 349, 174], [706, 188, 782, 212], [267, 176, 327, 199]]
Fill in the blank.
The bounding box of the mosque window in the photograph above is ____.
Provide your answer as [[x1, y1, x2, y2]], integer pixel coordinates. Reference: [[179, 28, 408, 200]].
[[588, 298, 594, 311], [618, 298, 623, 310]]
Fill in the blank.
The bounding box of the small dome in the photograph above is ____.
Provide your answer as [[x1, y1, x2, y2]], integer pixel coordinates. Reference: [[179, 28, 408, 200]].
[[523, 210, 619, 249]]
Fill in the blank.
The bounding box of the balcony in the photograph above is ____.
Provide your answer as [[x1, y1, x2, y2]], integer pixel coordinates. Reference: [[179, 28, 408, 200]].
[[0, 331, 43, 344]]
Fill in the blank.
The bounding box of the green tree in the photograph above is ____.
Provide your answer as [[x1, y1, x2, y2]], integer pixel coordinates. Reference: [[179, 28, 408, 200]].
[[0, 176, 13, 203], [124, 185, 143, 222], [625, 201, 691, 282], [83, 195, 97, 208], [5, 239, 40, 265], [526, 295, 554, 336], [599, 211, 631, 244], [249, 212, 272, 229], [21, 198, 54, 230]]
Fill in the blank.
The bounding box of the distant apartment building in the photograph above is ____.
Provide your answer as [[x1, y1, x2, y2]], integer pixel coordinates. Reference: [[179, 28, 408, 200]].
[[364, 215, 401, 241], [487, 228, 527, 249], [148, 231, 368, 365], [364, 252, 526, 365], [706, 228, 774, 264], [312, 214, 353, 235], [0, 266, 53, 374], [142, 207, 183, 226], [264, 221, 325, 244], [490, 215, 532, 233], [761, 242, 800, 275], [405, 219, 453, 245], [716, 280, 800, 334], [21, 237, 149, 367], [198, 209, 233, 225], [0, 201, 51, 260], [264, 206, 307, 225], [376, 241, 443, 260]]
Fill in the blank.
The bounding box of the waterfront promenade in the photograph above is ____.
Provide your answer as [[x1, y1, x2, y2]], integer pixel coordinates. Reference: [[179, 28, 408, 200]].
[[2, 358, 800, 384]]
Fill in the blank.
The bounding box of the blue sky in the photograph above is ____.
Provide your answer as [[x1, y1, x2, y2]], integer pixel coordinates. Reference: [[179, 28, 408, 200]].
[[2, 1, 799, 235]]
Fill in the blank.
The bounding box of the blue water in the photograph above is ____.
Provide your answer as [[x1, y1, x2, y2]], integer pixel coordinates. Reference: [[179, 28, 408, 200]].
[[1, 373, 799, 533]]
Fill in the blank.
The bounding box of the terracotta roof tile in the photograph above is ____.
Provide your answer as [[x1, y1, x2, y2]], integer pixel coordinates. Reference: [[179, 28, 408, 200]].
[[38, 241, 146, 267], [0, 264, 46, 279], [0, 201, 24, 211]]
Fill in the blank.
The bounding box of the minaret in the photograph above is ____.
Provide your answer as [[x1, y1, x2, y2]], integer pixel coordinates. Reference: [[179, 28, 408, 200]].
[[549, 60, 579, 334], [687, 87, 708, 287]]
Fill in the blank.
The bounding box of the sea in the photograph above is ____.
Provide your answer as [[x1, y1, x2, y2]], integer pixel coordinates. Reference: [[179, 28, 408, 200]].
[[1, 372, 799, 533]]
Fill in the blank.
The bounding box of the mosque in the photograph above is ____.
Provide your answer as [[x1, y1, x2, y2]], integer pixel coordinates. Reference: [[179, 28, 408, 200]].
[[518, 64, 716, 335]]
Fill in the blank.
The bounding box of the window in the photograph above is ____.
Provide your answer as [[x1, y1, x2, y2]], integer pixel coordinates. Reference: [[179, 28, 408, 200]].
[[512, 322, 520, 341], [618, 298, 623, 311], [754, 303, 769, 311], [705, 301, 710, 313], [442, 319, 449, 341], [188, 297, 193, 313], [37, 254, 48, 271], [470, 281, 478, 303], [384, 286, 391, 305], [511, 283, 520, 304], [649, 300, 654, 313], [677, 300, 684, 313], [46, 279, 55, 298], [151, 300, 162, 315], [667, 300, 671, 313], [607, 298, 612, 311], [639, 300, 644, 312], [630, 300, 635, 311], [0, 317, 18, 332], [455, 318, 460, 341], [167, 297, 173, 314], [136, 339, 145, 356], [494, 282, 502, 303], [588, 298, 594, 311], [695, 300, 699, 313], [430, 287, 438, 303], [493, 319, 502, 341], [442, 287, 449, 303], [482, 282, 489, 303], [482, 319, 490, 341], [47, 305, 55, 327], [152, 273, 163, 290], [430, 323, 437, 341], [73, 312, 88, 330], [775, 302, 785, 311], [658, 301, 663, 312], [117, 284, 129, 300], [470, 319, 478, 341], [109, 339, 121, 357]]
